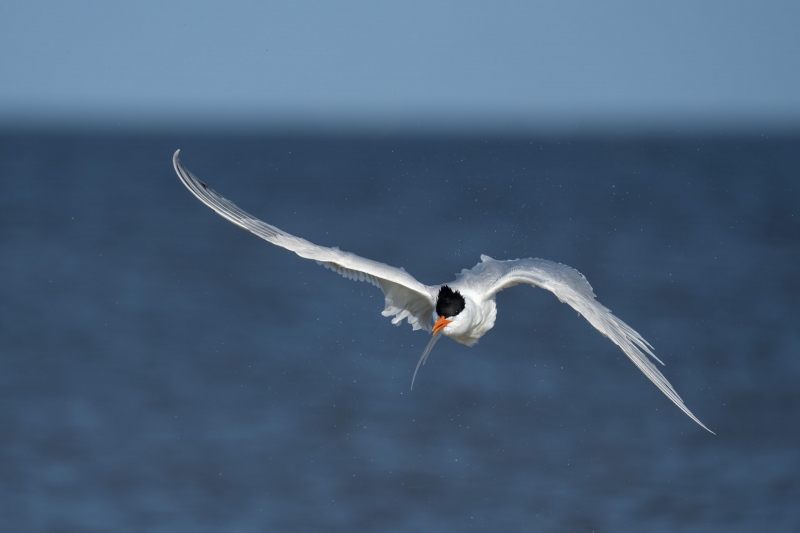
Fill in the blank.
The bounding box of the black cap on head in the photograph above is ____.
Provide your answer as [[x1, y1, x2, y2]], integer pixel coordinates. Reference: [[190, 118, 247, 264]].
[[436, 286, 465, 318]]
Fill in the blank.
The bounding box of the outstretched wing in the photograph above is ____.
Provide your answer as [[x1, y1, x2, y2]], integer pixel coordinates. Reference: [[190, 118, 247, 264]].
[[465, 255, 712, 433], [173, 150, 437, 331]]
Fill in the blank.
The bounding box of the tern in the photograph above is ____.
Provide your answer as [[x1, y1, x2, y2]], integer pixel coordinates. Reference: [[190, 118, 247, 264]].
[[173, 150, 712, 433]]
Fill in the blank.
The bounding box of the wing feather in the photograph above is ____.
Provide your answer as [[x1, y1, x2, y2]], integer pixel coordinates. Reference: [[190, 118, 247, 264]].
[[173, 150, 436, 331], [470, 256, 713, 433]]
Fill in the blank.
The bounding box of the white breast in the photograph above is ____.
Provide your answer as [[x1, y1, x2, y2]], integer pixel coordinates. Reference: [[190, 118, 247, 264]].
[[447, 296, 498, 346]]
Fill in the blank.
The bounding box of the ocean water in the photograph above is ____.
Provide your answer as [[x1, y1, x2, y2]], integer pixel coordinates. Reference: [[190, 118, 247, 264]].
[[1, 131, 798, 531]]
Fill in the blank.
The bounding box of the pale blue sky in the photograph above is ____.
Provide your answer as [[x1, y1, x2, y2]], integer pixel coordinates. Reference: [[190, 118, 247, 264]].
[[2, 0, 799, 131]]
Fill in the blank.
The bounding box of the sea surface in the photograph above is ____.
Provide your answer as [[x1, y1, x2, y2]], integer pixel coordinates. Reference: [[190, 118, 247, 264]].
[[1, 130, 798, 531]]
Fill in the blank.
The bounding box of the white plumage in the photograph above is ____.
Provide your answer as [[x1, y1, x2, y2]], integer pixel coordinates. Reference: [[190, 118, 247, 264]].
[[173, 150, 713, 433]]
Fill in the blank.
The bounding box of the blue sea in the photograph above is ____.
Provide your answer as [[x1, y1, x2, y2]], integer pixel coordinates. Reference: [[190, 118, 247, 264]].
[[1, 130, 798, 531]]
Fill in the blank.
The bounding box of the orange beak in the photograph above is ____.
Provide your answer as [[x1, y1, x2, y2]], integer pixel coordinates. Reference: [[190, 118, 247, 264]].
[[433, 316, 452, 335]]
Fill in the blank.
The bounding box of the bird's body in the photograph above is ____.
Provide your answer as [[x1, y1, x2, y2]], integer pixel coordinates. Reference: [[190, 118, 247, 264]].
[[173, 150, 712, 433]]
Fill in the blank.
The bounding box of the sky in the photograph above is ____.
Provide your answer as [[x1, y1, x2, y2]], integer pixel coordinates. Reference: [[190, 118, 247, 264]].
[[2, 0, 799, 132]]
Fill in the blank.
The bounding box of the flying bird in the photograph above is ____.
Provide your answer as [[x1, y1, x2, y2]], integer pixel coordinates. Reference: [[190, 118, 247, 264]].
[[173, 150, 712, 433]]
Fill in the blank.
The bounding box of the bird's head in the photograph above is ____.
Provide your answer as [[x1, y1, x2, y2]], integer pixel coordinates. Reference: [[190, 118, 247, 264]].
[[411, 285, 470, 390], [433, 285, 467, 335]]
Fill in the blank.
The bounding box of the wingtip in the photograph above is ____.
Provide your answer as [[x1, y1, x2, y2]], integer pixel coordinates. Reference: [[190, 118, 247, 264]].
[[173, 149, 181, 162], [686, 410, 716, 434], [697, 418, 716, 435]]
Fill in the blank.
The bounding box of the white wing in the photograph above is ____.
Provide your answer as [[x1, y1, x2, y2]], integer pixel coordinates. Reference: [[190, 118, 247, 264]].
[[464, 255, 713, 433], [173, 150, 437, 331]]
